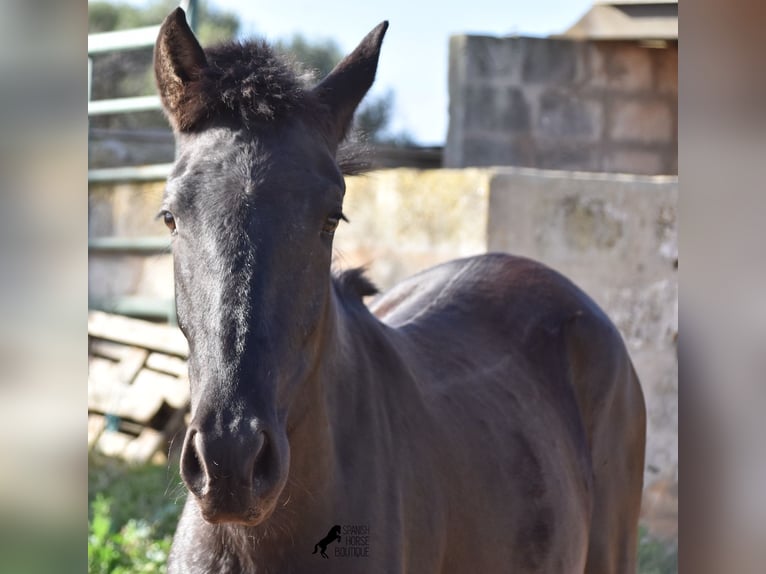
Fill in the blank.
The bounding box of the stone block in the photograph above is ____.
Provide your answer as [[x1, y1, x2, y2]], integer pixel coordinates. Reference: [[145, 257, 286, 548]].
[[561, 194, 626, 252], [442, 133, 463, 168], [448, 35, 469, 97], [534, 141, 601, 172], [537, 91, 603, 140], [522, 38, 580, 84], [447, 34, 677, 174], [463, 86, 530, 132], [654, 45, 678, 95], [604, 148, 665, 175], [609, 98, 674, 144], [607, 42, 654, 93], [461, 36, 522, 81], [586, 42, 610, 88], [487, 168, 679, 286], [459, 135, 536, 168]]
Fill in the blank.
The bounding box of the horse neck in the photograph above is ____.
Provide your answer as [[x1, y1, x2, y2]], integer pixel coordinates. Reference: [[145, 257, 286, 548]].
[[283, 281, 424, 491], [213, 283, 425, 563]]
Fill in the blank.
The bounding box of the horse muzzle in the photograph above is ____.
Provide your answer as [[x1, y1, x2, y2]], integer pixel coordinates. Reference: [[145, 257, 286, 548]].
[[180, 417, 288, 525]]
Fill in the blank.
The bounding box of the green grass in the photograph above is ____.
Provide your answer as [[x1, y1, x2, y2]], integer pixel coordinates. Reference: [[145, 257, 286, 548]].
[[637, 525, 678, 574], [88, 454, 184, 574], [88, 454, 677, 573]]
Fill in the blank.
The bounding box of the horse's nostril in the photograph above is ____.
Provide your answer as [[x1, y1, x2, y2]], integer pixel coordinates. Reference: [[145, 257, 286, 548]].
[[251, 430, 271, 483], [181, 429, 206, 497], [256, 430, 268, 457], [180, 424, 281, 506]]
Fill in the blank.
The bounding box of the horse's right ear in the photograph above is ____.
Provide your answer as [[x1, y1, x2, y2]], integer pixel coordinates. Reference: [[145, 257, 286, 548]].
[[154, 8, 207, 130], [312, 21, 388, 147]]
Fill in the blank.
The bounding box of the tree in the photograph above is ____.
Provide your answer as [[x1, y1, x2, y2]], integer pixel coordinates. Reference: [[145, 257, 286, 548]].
[[89, 2, 408, 143], [89, 1, 241, 129], [88, 0, 239, 44], [275, 34, 410, 145]]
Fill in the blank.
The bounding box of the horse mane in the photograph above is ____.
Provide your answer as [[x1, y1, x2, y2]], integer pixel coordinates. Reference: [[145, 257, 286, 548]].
[[337, 142, 373, 176], [333, 267, 379, 301]]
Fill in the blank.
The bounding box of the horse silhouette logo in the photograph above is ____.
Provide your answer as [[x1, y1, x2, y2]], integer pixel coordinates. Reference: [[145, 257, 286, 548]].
[[312, 525, 342, 558]]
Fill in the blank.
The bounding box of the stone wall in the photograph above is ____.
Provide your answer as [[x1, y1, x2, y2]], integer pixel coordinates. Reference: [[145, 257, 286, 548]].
[[445, 35, 678, 175], [334, 169, 492, 288], [89, 167, 677, 535]]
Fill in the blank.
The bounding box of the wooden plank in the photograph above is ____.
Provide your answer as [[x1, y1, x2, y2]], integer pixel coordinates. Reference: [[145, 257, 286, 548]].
[[88, 311, 188, 357], [123, 428, 166, 464], [96, 430, 133, 458], [146, 352, 188, 378], [89, 348, 149, 389], [89, 356, 117, 383], [88, 377, 165, 424], [118, 418, 146, 436], [89, 339, 132, 361], [113, 347, 149, 385], [87, 316, 192, 462], [133, 369, 189, 409], [88, 414, 106, 448]]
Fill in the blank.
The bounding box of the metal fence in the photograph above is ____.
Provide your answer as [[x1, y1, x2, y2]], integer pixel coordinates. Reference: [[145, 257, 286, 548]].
[[88, 1, 197, 321]]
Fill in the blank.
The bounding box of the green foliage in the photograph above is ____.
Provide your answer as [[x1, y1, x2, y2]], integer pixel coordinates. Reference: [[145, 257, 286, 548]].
[[637, 526, 678, 574], [88, 494, 173, 574], [271, 34, 411, 145], [88, 454, 184, 574], [353, 89, 414, 146], [88, 1, 240, 128], [88, 1, 409, 142], [275, 34, 342, 79], [88, 1, 239, 45]]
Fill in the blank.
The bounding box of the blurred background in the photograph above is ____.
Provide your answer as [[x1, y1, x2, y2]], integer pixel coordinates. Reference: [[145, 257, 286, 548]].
[[85, 1, 679, 572]]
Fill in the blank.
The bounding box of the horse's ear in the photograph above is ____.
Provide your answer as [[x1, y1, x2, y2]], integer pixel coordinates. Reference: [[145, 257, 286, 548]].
[[154, 8, 207, 130], [312, 21, 388, 146]]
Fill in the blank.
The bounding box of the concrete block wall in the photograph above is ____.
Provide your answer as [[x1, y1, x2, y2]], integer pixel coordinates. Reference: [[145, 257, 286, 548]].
[[445, 36, 678, 175]]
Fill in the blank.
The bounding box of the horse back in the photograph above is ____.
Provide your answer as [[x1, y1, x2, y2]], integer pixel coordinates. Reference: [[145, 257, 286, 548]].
[[371, 252, 639, 437], [370, 253, 646, 573]]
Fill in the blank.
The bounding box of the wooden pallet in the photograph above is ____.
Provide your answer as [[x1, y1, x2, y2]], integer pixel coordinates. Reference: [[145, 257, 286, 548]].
[[88, 311, 190, 464]]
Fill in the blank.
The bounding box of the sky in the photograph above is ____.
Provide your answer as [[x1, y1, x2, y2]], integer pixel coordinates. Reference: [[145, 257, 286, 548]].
[[100, 0, 593, 145]]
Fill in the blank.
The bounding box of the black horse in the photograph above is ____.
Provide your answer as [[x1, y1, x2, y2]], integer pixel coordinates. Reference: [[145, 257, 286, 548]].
[[154, 8, 646, 574], [312, 525, 342, 559]]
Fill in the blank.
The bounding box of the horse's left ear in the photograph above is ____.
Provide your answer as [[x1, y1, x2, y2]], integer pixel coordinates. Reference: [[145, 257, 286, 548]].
[[312, 21, 389, 146]]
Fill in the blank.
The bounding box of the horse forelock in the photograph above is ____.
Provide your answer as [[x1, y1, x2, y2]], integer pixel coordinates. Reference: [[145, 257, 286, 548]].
[[175, 40, 316, 132], [172, 41, 376, 177]]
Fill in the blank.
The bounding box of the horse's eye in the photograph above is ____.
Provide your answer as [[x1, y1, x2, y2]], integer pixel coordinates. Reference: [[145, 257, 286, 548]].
[[322, 215, 341, 235], [162, 211, 177, 234]]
